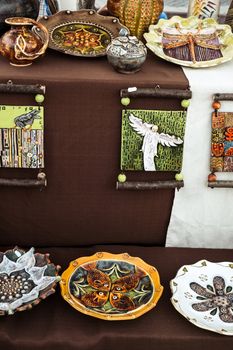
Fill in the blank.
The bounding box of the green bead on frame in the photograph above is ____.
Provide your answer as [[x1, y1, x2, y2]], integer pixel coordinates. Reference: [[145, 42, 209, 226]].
[[121, 97, 131, 106], [181, 99, 190, 108], [35, 94, 45, 104]]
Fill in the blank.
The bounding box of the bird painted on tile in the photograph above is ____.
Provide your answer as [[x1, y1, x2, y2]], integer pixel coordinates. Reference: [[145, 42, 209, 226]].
[[14, 109, 41, 129]]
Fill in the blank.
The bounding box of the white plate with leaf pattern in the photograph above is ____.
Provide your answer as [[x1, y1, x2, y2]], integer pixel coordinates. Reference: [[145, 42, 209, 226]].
[[170, 260, 233, 335]]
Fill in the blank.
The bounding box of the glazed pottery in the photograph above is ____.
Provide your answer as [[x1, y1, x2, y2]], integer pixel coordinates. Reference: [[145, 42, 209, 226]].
[[107, 0, 163, 39], [188, 0, 220, 20], [0, 0, 39, 33], [106, 35, 147, 73], [0, 17, 49, 66], [39, 10, 129, 57], [0, 247, 60, 315], [171, 260, 233, 335], [60, 252, 163, 320], [144, 16, 233, 68]]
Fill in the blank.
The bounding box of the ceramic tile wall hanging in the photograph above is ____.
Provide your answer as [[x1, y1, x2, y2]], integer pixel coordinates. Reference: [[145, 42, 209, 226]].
[[0, 105, 44, 168], [171, 260, 233, 335], [117, 87, 191, 190], [0, 81, 46, 188], [144, 16, 233, 68], [208, 94, 233, 188], [38, 10, 129, 57], [60, 252, 163, 320], [0, 246, 60, 315], [121, 109, 185, 172], [188, 0, 220, 20]]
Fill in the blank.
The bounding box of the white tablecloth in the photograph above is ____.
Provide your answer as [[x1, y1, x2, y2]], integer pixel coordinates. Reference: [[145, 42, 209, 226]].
[[166, 59, 233, 249]]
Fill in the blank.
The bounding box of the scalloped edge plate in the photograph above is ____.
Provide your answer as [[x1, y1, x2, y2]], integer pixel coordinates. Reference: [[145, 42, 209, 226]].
[[144, 16, 233, 68], [39, 10, 129, 57], [60, 252, 163, 320], [171, 260, 233, 335], [0, 246, 60, 315]]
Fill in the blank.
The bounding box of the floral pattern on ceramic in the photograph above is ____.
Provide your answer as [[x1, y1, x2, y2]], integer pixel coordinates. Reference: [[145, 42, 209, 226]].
[[39, 10, 128, 57], [171, 260, 233, 335], [0, 247, 60, 315], [144, 16, 233, 68], [190, 276, 233, 323]]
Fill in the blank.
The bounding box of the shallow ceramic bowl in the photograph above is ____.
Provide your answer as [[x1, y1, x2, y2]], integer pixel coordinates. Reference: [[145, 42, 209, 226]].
[[39, 10, 129, 57], [0, 247, 60, 315], [144, 16, 233, 68], [60, 252, 163, 320], [171, 260, 233, 335]]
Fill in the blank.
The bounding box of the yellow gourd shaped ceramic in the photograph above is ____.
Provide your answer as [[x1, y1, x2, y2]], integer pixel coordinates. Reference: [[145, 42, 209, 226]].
[[107, 0, 163, 39]]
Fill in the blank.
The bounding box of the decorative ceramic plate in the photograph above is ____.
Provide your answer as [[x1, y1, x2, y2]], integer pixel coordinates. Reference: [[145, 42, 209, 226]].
[[60, 252, 163, 320], [171, 260, 233, 335], [144, 16, 233, 68], [0, 247, 60, 315], [39, 10, 129, 57]]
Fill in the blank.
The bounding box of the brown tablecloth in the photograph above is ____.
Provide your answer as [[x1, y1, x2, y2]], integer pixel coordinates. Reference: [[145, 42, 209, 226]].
[[0, 50, 188, 247], [0, 245, 232, 350]]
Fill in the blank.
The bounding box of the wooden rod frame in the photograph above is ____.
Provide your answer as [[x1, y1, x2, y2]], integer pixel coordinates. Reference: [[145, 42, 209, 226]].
[[0, 80, 46, 95], [116, 180, 184, 190], [208, 180, 233, 188], [0, 172, 47, 188], [120, 87, 192, 99], [213, 93, 233, 101]]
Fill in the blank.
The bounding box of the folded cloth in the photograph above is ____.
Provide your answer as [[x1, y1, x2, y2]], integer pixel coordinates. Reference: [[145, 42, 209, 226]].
[[166, 59, 233, 249]]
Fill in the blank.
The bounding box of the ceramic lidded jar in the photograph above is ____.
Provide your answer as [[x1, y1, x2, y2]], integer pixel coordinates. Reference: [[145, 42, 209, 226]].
[[107, 0, 163, 39], [106, 35, 147, 74], [0, 17, 49, 67]]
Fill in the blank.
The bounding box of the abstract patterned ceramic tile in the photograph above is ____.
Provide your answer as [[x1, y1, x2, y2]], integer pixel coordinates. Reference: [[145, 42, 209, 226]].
[[188, 0, 220, 20], [121, 109, 186, 171], [210, 112, 233, 172], [0, 106, 44, 168]]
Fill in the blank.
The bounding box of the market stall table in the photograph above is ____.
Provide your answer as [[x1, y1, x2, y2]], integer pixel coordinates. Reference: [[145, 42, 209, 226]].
[[0, 50, 232, 349]]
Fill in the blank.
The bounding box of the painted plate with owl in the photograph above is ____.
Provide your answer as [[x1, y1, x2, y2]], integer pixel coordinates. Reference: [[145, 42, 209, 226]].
[[171, 260, 233, 335], [38, 10, 129, 57], [144, 16, 233, 68], [60, 252, 163, 320]]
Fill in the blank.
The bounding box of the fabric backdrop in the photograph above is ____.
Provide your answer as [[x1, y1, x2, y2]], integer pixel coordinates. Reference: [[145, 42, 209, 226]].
[[166, 59, 233, 249]]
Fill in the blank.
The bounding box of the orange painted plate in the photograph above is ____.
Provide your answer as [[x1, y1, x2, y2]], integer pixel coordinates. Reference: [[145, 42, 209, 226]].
[[60, 252, 163, 320], [39, 10, 129, 57]]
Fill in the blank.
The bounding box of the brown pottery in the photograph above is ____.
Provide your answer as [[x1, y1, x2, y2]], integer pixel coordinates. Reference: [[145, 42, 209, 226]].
[[0, 17, 49, 66]]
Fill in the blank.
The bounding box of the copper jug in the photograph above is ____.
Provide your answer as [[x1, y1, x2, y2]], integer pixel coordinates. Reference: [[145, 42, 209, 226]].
[[0, 17, 49, 66]]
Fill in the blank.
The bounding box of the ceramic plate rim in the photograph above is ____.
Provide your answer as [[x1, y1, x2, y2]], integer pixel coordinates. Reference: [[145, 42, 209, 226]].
[[144, 16, 233, 68], [170, 259, 233, 335], [60, 252, 163, 321]]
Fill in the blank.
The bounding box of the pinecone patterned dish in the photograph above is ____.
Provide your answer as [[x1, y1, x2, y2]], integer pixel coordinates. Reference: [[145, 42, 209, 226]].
[[0, 247, 60, 315]]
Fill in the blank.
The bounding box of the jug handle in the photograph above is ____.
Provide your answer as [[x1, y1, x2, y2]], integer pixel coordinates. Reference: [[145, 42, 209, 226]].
[[14, 19, 49, 61]]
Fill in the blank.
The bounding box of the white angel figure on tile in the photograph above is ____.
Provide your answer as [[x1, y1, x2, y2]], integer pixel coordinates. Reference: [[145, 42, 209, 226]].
[[129, 114, 183, 171]]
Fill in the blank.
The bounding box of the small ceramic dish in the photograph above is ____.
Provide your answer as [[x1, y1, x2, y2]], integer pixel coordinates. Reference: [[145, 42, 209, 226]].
[[0, 247, 60, 315], [39, 10, 129, 57], [171, 260, 233, 335], [60, 252, 163, 320], [144, 16, 233, 68]]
